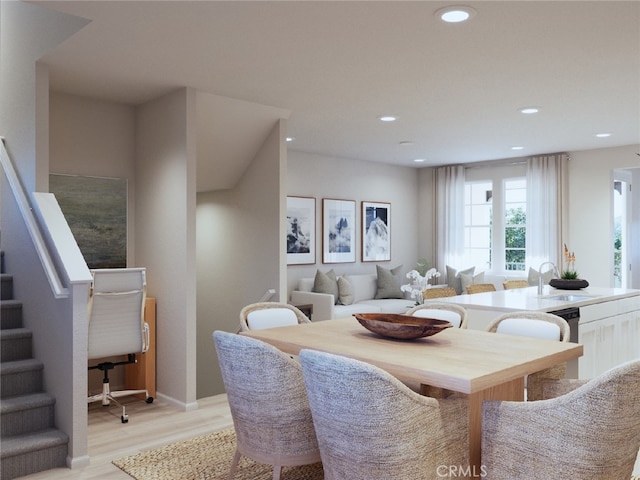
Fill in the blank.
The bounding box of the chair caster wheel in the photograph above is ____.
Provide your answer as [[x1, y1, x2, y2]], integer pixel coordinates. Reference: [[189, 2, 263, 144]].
[[146, 397, 154, 404], [121, 415, 129, 423]]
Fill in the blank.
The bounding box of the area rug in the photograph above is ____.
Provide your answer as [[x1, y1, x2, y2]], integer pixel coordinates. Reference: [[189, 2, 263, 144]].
[[112, 427, 324, 480]]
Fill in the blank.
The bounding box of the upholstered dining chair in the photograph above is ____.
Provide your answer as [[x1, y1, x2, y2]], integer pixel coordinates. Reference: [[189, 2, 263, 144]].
[[465, 283, 496, 294], [502, 279, 530, 290], [406, 303, 468, 329], [486, 311, 570, 401], [422, 286, 457, 299], [239, 302, 311, 332], [482, 359, 640, 480], [299, 349, 468, 480], [213, 331, 320, 480]]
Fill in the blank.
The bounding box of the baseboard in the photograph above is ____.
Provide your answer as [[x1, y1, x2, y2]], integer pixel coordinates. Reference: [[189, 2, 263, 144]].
[[154, 392, 199, 412]]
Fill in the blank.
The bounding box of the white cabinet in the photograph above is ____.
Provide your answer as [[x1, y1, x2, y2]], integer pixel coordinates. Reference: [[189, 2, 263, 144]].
[[579, 297, 640, 379]]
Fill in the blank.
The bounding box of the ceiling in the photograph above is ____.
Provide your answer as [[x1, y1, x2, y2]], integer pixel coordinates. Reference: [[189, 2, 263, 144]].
[[32, 1, 640, 191]]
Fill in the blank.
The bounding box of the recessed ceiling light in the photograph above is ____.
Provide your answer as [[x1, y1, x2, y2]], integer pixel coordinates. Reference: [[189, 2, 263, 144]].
[[519, 107, 540, 114], [399, 141, 414, 146], [595, 132, 612, 138], [436, 5, 476, 23], [511, 146, 525, 151], [286, 137, 295, 142], [378, 115, 397, 122], [413, 158, 426, 163]]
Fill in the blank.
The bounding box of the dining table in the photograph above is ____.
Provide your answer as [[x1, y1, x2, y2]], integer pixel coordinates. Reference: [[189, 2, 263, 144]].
[[241, 316, 584, 476]]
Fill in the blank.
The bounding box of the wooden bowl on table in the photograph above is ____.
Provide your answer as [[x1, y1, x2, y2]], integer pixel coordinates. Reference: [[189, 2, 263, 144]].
[[353, 313, 453, 340]]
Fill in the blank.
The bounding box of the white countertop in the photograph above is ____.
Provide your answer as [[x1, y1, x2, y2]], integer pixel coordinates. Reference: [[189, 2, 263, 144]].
[[430, 285, 640, 313]]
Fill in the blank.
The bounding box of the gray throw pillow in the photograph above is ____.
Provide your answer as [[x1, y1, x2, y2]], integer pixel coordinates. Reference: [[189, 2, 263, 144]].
[[528, 267, 555, 286], [338, 275, 354, 305], [375, 265, 404, 299], [313, 269, 339, 303], [446, 265, 475, 295]]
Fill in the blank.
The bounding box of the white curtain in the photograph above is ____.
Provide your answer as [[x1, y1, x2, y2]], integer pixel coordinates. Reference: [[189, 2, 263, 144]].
[[435, 165, 466, 277], [525, 153, 569, 271]]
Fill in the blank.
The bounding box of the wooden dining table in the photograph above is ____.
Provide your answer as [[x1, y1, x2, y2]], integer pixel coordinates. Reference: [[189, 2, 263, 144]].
[[241, 316, 583, 475]]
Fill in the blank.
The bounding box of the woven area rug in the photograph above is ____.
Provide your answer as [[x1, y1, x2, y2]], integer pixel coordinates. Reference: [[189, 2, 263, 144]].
[[112, 427, 323, 480]]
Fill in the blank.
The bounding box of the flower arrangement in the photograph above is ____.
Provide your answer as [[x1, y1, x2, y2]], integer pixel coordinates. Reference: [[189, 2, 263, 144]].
[[561, 243, 579, 279], [400, 267, 441, 305]]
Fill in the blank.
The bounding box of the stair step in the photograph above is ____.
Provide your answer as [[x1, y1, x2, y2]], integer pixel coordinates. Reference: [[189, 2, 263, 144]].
[[0, 428, 69, 480], [1, 393, 56, 436], [1, 328, 33, 362], [1, 273, 13, 299], [1, 300, 23, 330], [0, 359, 44, 398]]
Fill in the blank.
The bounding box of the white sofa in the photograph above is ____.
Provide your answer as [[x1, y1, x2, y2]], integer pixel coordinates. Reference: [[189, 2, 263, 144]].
[[290, 273, 413, 321]]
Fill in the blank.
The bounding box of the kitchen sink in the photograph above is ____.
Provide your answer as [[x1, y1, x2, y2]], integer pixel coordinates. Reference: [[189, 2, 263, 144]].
[[544, 294, 595, 302]]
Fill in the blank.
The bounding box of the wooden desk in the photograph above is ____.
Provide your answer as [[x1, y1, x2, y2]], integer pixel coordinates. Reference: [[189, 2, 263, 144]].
[[124, 297, 156, 399], [242, 317, 583, 474]]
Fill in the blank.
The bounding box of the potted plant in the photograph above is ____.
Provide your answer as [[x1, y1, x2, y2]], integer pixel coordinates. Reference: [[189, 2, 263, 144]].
[[549, 244, 589, 289]]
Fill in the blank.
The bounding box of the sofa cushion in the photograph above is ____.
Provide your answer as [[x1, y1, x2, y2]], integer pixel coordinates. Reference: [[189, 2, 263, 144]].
[[375, 265, 403, 299], [446, 265, 475, 295], [350, 274, 378, 304], [357, 298, 411, 314], [313, 269, 339, 302], [460, 271, 485, 294], [338, 275, 354, 305]]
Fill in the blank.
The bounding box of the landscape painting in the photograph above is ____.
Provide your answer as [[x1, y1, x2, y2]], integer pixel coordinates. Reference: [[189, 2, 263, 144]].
[[322, 198, 356, 263], [286, 196, 315, 265], [50, 174, 127, 269], [362, 201, 391, 262]]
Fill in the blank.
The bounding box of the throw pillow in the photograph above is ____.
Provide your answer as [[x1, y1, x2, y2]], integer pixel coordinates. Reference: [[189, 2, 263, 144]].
[[446, 265, 476, 295], [528, 267, 555, 286], [375, 265, 404, 299], [312, 269, 339, 304], [460, 271, 485, 294], [338, 275, 354, 305]]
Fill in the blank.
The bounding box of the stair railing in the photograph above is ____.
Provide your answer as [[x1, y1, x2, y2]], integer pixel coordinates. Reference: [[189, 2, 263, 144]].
[[0, 137, 89, 298]]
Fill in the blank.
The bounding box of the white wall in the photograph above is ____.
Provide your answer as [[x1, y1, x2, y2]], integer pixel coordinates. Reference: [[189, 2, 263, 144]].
[[50, 93, 138, 265], [0, 1, 92, 467], [196, 120, 286, 398], [135, 88, 198, 410], [568, 145, 640, 287], [286, 151, 420, 294]]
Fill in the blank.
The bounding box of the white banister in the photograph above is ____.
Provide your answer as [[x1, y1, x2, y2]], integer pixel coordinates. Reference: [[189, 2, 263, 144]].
[[1, 137, 91, 297]]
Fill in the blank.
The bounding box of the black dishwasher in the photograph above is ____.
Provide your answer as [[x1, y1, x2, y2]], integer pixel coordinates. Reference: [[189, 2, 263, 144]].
[[548, 306, 581, 378]]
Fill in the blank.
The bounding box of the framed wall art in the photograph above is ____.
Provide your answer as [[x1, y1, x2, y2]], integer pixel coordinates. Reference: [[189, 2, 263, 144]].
[[49, 173, 128, 269], [322, 198, 356, 263], [362, 201, 391, 262], [286, 196, 316, 265]]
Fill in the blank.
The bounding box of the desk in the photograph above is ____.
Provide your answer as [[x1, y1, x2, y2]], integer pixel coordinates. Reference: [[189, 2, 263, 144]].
[[242, 317, 583, 473], [124, 297, 156, 399]]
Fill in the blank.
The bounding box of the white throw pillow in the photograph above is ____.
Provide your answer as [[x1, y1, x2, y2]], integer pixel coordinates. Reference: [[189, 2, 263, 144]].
[[460, 271, 485, 294]]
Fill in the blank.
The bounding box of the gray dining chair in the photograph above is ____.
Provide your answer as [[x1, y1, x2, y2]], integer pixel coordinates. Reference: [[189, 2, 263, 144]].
[[213, 331, 320, 480], [482, 359, 640, 480], [299, 348, 468, 480]]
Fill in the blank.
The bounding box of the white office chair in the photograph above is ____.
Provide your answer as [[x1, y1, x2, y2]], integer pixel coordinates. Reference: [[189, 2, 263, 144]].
[[87, 268, 153, 423]]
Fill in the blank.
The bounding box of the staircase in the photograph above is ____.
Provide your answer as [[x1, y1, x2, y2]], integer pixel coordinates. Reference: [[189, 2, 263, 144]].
[[1, 252, 69, 479]]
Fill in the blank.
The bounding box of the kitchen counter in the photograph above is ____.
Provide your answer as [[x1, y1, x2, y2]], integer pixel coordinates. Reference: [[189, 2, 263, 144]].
[[432, 285, 640, 314]]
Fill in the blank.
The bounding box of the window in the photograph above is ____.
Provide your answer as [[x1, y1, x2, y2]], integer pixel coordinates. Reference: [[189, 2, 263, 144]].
[[464, 171, 526, 274], [464, 181, 492, 271], [504, 179, 526, 271]]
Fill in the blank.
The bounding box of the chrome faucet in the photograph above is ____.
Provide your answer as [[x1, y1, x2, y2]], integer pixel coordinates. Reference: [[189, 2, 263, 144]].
[[537, 261, 560, 295]]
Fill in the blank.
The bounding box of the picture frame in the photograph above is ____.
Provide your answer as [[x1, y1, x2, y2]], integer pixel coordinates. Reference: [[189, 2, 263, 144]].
[[286, 196, 316, 265], [322, 198, 356, 263], [362, 201, 391, 262]]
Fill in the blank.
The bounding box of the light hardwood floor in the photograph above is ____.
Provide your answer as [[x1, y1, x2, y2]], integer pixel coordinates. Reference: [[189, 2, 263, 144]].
[[19, 394, 233, 479]]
